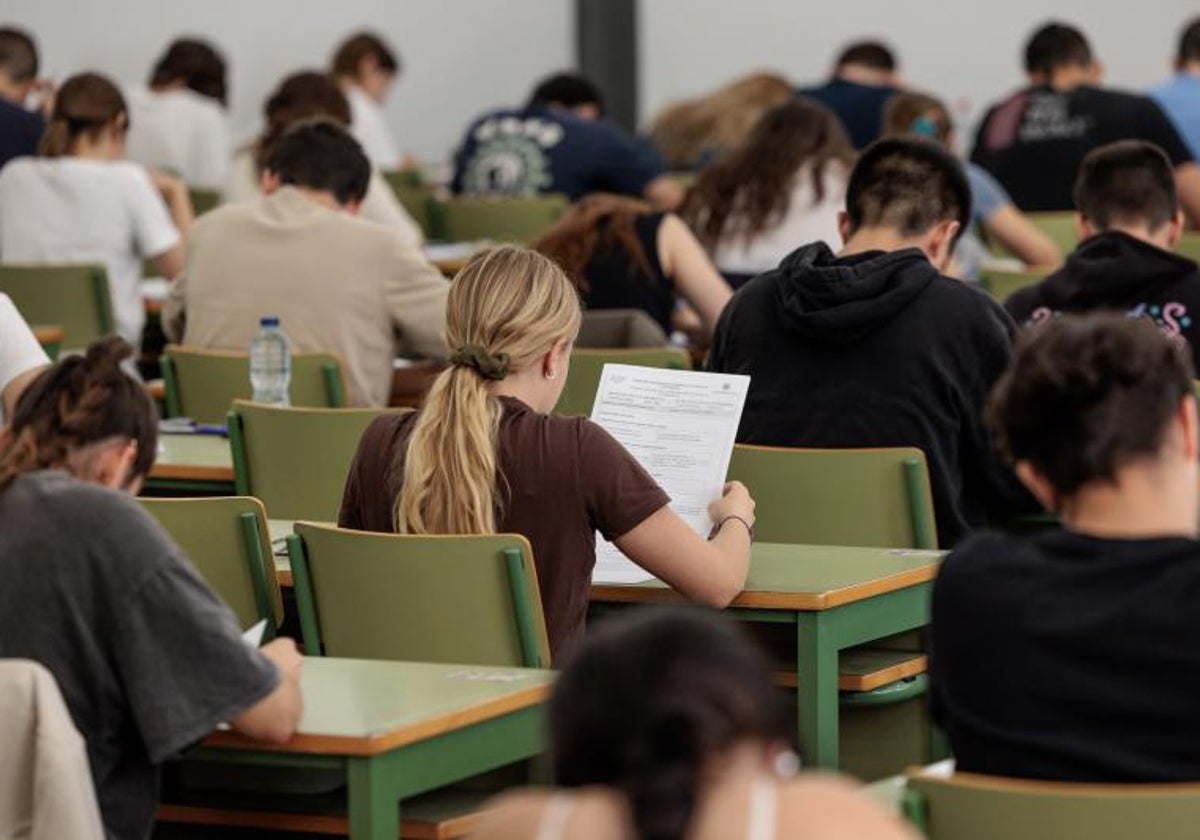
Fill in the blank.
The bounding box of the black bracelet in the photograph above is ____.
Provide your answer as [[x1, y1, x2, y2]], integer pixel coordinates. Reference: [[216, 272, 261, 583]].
[[713, 515, 755, 543]]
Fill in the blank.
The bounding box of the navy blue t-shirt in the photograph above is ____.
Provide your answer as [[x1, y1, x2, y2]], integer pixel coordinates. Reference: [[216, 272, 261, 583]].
[[0, 98, 44, 172], [798, 79, 898, 149], [451, 105, 665, 201]]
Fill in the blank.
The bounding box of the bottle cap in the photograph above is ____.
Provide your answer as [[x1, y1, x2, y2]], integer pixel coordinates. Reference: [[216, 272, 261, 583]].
[[260, 316, 280, 328]]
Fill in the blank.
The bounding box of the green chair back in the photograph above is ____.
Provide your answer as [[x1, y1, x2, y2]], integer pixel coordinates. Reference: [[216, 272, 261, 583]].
[[288, 523, 550, 668], [904, 772, 1200, 840], [228, 401, 389, 520], [381, 169, 435, 238], [188, 187, 221, 217], [554, 347, 692, 417], [140, 496, 282, 631], [162, 345, 347, 425], [430, 194, 568, 243], [577, 309, 669, 349], [977, 268, 1049, 303], [727, 445, 938, 549], [1025, 212, 1079, 255], [0, 264, 115, 349], [1176, 233, 1200, 263]]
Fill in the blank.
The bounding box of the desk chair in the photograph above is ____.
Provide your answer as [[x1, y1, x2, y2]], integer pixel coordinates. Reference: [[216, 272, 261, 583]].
[[554, 346, 691, 417], [162, 345, 347, 425], [288, 523, 550, 669], [1024, 212, 1079, 255], [382, 169, 435, 238], [727, 445, 938, 550], [1176, 233, 1200, 263], [577, 309, 669, 349], [32, 325, 64, 361], [903, 772, 1200, 840], [140, 497, 282, 635], [227, 401, 390, 521], [429, 194, 568, 243], [0, 264, 115, 349], [188, 187, 221, 217], [978, 267, 1049, 303]]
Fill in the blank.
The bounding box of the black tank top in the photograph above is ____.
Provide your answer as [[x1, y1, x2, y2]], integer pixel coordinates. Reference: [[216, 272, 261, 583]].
[[580, 213, 674, 334]]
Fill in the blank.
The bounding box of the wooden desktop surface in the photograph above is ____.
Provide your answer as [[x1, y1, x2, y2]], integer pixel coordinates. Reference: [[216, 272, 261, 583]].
[[150, 434, 234, 483]]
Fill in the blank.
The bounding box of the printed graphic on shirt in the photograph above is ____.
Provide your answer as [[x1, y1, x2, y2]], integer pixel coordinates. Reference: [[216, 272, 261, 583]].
[[1028, 301, 1193, 342], [460, 116, 564, 195], [1018, 93, 1093, 143]]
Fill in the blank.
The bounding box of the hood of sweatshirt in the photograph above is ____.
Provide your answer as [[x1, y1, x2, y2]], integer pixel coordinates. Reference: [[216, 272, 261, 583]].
[[771, 242, 938, 345], [1035, 231, 1198, 309]]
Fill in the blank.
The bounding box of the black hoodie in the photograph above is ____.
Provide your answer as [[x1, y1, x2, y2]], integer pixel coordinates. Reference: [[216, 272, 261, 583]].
[[708, 242, 1035, 548], [1006, 232, 1200, 371]]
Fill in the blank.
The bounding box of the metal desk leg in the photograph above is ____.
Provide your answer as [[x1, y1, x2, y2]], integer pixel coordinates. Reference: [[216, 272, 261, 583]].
[[348, 756, 398, 840], [797, 610, 840, 769]]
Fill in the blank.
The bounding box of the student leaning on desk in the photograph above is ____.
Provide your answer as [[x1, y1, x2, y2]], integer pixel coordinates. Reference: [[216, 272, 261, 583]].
[[339, 246, 756, 662], [0, 337, 302, 840]]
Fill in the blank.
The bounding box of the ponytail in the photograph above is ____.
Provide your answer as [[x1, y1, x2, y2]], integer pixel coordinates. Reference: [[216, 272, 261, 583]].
[[393, 246, 580, 535], [38, 72, 128, 159], [37, 117, 73, 157]]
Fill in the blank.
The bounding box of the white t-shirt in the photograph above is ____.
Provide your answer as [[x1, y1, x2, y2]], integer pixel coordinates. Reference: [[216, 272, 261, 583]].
[[710, 164, 848, 275], [0, 293, 49, 423], [222, 147, 423, 247], [346, 85, 401, 169], [124, 87, 231, 189], [0, 158, 181, 345]]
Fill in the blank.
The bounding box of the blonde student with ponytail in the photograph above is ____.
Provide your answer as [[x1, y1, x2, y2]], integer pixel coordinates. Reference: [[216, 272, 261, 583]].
[[340, 246, 756, 659], [0, 72, 192, 347]]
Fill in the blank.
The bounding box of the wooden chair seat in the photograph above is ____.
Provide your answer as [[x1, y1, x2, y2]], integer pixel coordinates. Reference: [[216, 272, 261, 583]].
[[772, 648, 928, 693]]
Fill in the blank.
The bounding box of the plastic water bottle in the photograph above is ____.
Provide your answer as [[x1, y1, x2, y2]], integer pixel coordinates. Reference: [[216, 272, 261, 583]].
[[249, 317, 291, 405]]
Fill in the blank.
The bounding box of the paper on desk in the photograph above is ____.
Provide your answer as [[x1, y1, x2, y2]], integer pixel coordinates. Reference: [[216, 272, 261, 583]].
[[589, 365, 750, 585], [242, 619, 267, 648]]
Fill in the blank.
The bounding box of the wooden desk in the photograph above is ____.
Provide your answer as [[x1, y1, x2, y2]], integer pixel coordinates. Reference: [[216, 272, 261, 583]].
[[32, 325, 64, 359], [195, 657, 553, 839], [270, 519, 298, 586], [145, 433, 236, 496], [590, 543, 942, 770]]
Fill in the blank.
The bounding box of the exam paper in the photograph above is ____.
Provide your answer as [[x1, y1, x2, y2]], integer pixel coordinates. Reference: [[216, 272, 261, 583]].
[[589, 365, 750, 585]]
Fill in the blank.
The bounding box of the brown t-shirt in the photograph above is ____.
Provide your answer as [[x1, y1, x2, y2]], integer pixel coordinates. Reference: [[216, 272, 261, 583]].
[[338, 396, 670, 658]]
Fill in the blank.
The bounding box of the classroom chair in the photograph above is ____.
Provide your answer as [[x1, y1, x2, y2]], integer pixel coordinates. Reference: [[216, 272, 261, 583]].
[[577, 308, 669, 348], [140, 496, 282, 634], [161, 345, 347, 425], [903, 771, 1200, 840], [0, 264, 115, 350], [1176, 233, 1200, 263], [977, 267, 1049, 303], [554, 346, 692, 417], [428, 193, 568, 243], [382, 168, 436, 239], [32, 325, 64, 361], [1025, 211, 1079, 255], [727, 445, 938, 550], [227, 401, 390, 521], [188, 187, 221, 217], [288, 523, 551, 668]]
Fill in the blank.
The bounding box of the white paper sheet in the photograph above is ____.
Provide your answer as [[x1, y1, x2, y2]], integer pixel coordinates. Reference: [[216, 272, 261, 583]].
[[242, 619, 268, 648], [588, 364, 750, 585]]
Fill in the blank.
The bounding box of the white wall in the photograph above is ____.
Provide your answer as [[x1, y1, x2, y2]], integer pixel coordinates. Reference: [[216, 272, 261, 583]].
[[3, 0, 574, 164], [639, 0, 1196, 145]]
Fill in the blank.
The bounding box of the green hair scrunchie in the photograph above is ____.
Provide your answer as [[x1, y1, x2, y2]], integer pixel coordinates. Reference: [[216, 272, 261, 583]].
[[449, 344, 510, 381]]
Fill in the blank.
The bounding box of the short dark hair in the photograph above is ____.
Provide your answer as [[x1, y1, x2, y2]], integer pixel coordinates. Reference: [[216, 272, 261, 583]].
[[1177, 17, 1200, 65], [1074, 140, 1178, 231], [331, 32, 399, 78], [552, 608, 792, 840], [0, 27, 38, 83], [528, 72, 605, 115], [1024, 22, 1093, 76], [836, 40, 897, 72], [988, 314, 1194, 498], [844, 137, 971, 243], [265, 120, 370, 205], [149, 38, 227, 106]]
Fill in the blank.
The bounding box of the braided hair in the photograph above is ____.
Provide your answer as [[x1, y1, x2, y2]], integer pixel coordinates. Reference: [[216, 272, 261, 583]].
[[0, 337, 157, 492]]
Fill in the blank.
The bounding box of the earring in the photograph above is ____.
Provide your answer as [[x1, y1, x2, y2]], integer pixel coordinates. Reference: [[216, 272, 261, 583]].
[[544, 370, 557, 381]]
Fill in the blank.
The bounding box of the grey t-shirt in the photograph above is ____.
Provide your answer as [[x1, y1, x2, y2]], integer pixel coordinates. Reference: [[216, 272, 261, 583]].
[[0, 471, 279, 840]]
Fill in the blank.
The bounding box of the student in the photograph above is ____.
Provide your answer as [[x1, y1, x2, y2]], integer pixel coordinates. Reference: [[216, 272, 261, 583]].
[[707, 138, 1034, 548], [166, 121, 447, 408], [331, 32, 404, 169], [0, 293, 48, 421], [474, 608, 918, 840], [452, 72, 682, 209], [932, 314, 1200, 781], [798, 41, 902, 150], [125, 38, 232, 189], [0, 337, 303, 839], [680, 98, 855, 284], [972, 22, 1200, 226], [533, 193, 732, 337], [339, 246, 754, 658], [222, 70, 423, 246], [1006, 141, 1200, 370], [0, 72, 191, 347], [0, 27, 44, 171], [882, 91, 1062, 277], [1151, 18, 1200, 160], [648, 72, 795, 170]]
